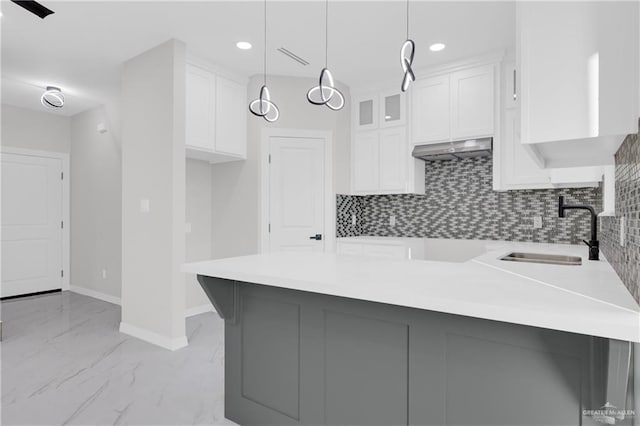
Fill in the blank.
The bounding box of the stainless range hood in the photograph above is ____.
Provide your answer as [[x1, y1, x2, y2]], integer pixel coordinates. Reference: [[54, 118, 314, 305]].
[[412, 137, 492, 161]]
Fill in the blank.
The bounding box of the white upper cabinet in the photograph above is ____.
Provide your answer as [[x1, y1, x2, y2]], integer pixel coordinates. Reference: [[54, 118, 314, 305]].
[[351, 88, 421, 195], [378, 127, 407, 192], [517, 1, 639, 166], [354, 94, 378, 131], [353, 131, 379, 193], [186, 64, 215, 152], [450, 65, 495, 139], [185, 61, 247, 163], [354, 91, 406, 131], [411, 63, 495, 145], [214, 75, 247, 158], [379, 91, 406, 128], [411, 75, 450, 144], [352, 128, 410, 194], [495, 62, 608, 191]]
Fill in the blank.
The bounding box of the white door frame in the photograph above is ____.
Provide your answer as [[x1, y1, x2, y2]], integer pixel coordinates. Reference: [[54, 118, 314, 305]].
[[259, 128, 335, 254], [0, 146, 70, 291]]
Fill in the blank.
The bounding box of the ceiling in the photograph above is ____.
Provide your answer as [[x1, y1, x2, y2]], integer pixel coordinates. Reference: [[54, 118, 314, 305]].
[[1, 1, 515, 116]]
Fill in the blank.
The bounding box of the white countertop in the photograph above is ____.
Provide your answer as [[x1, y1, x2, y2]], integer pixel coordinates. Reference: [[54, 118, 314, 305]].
[[183, 238, 640, 343]]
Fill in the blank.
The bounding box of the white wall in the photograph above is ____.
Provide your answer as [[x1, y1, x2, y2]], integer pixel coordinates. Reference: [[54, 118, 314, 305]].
[[185, 159, 213, 311], [120, 39, 187, 350], [70, 106, 122, 302], [1, 104, 71, 153], [210, 75, 351, 259]]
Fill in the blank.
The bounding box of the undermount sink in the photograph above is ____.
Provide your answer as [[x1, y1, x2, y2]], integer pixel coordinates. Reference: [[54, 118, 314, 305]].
[[500, 252, 582, 266]]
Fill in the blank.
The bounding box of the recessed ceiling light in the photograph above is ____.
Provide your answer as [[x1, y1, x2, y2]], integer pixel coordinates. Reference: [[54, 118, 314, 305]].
[[236, 41, 252, 50], [429, 43, 446, 52]]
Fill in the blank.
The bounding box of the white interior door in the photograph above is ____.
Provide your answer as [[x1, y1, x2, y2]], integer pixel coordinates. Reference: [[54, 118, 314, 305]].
[[1, 153, 63, 297], [269, 136, 325, 252]]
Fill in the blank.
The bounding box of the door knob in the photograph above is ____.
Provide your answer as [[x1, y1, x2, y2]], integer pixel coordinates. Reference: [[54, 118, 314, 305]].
[[309, 234, 322, 241]]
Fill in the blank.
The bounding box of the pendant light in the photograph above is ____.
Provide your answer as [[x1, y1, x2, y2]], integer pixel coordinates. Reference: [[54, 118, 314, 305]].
[[249, 0, 279, 122], [306, 0, 344, 111], [400, 0, 415, 92]]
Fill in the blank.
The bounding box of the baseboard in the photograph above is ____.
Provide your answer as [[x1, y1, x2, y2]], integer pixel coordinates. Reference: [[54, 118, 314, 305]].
[[185, 304, 214, 318], [119, 321, 188, 351], [72, 286, 210, 322], [69, 285, 121, 305]]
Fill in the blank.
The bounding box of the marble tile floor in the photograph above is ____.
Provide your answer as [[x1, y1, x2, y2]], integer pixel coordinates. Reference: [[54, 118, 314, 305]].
[[1, 291, 237, 426]]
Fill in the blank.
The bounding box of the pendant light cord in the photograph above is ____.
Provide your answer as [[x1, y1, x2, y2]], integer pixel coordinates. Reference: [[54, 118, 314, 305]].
[[263, 0, 267, 85], [406, 0, 409, 40], [325, 0, 329, 68]]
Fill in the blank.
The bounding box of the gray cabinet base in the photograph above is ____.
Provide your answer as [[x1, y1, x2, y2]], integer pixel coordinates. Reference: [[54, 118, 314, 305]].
[[197, 276, 635, 426]]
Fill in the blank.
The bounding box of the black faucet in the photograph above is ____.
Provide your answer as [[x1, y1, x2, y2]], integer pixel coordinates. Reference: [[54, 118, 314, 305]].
[[558, 196, 599, 261]]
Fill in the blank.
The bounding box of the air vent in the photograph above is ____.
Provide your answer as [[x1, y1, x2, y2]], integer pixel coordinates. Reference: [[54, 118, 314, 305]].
[[277, 47, 309, 66]]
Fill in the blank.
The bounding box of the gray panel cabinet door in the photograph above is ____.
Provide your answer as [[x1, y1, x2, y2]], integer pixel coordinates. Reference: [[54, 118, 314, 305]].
[[323, 309, 409, 425]]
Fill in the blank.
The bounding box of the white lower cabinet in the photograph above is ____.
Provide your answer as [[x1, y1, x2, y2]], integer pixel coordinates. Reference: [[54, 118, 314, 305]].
[[337, 241, 407, 259]]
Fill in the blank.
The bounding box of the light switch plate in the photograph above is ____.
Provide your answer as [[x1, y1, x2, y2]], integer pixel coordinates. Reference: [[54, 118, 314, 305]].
[[351, 214, 357, 226], [389, 215, 396, 226], [140, 199, 150, 213], [620, 216, 626, 247], [185, 223, 192, 234]]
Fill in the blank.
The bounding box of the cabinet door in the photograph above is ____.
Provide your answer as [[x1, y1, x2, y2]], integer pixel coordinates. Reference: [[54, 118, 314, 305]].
[[379, 91, 406, 128], [336, 242, 363, 256], [353, 131, 379, 193], [450, 64, 495, 139], [215, 76, 247, 158], [354, 95, 378, 131], [411, 76, 450, 144], [501, 108, 551, 188], [186, 64, 215, 151], [361, 243, 407, 259], [378, 127, 407, 192]]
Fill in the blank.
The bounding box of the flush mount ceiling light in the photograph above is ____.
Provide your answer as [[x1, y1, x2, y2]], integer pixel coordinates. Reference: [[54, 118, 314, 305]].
[[248, 0, 279, 122], [40, 86, 64, 108], [400, 0, 416, 92], [429, 43, 446, 52], [236, 41, 252, 50], [306, 0, 344, 111]]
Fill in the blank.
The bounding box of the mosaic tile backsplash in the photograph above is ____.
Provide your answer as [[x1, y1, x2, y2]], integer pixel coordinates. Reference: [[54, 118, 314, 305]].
[[600, 122, 640, 304], [337, 156, 602, 244]]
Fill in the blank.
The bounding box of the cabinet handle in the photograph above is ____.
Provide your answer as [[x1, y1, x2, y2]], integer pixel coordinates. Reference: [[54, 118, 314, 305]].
[[513, 69, 517, 101]]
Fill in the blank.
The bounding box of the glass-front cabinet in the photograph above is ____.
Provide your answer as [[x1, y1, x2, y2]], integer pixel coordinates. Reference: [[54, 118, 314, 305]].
[[379, 91, 406, 128], [354, 91, 406, 132], [354, 94, 378, 131]]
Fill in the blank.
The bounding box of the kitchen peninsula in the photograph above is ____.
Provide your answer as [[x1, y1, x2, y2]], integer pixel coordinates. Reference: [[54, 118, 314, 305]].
[[183, 240, 638, 426]]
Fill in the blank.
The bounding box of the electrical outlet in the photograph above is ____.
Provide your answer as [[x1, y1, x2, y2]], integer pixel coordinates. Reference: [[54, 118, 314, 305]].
[[101, 269, 107, 280], [389, 215, 396, 226], [351, 214, 357, 226], [620, 216, 626, 247], [533, 216, 543, 229]]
